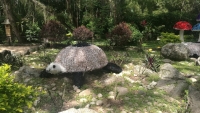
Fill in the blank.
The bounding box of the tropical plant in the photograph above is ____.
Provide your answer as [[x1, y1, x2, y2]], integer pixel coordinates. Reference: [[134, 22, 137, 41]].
[[25, 22, 41, 42]]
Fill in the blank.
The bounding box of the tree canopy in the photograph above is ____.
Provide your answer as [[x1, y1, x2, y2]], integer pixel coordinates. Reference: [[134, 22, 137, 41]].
[[0, 0, 199, 43]]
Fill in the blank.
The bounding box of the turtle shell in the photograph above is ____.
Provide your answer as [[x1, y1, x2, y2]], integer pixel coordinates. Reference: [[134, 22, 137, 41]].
[[54, 44, 108, 72]]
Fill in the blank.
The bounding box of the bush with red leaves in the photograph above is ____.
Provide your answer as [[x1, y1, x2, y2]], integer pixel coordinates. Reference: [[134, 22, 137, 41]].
[[108, 22, 132, 46], [72, 26, 93, 41], [40, 20, 65, 40]]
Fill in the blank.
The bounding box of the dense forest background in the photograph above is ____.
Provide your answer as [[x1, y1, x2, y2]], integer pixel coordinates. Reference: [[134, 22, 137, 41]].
[[0, 0, 200, 43]]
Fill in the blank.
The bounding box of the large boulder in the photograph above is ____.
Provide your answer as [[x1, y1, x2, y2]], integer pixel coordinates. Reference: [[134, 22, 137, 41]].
[[188, 86, 200, 113], [156, 63, 189, 98], [158, 63, 185, 79], [184, 42, 200, 57], [161, 43, 189, 61]]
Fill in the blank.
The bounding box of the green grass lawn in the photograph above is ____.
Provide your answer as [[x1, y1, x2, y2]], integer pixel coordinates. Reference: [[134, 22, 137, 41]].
[[5, 39, 200, 112]]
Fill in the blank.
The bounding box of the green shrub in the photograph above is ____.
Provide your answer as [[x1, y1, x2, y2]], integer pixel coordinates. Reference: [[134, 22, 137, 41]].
[[184, 35, 195, 42], [159, 32, 181, 45], [108, 22, 132, 46], [129, 24, 143, 45], [25, 22, 41, 42], [0, 64, 41, 113]]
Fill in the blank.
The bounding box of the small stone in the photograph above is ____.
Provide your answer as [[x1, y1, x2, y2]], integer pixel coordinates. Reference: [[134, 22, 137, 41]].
[[52, 87, 56, 90], [124, 97, 130, 100], [58, 92, 63, 96], [24, 78, 31, 83], [134, 110, 141, 113], [97, 93, 103, 98], [96, 100, 103, 106], [108, 95, 115, 99], [73, 85, 79, 90], [116, 87, 128, 96], [79, 89, 93, 96], [147, 102, 152, 105], [92, 97, 97, 102], [80, 98, 87, 103], [121, 110, 127, 113], [76, 89, 81, 93], [64, 77, 70, 82], [85, 104, 90, 108], [156, 111, 162, 113], [44, 85, 49, 88], [190, 78, 197, 82], [51, 83, 56, 86], [90, 101, 95, 105], [33, 97, 40, 106], [109, 91, 115, 96]]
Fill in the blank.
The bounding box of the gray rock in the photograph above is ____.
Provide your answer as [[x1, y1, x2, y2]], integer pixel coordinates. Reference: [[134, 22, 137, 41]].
[[134, 65, 155, 75], [188, 86, 200, 113], [52, 87, 57, 90], [24, 78, 31, 83], [156, 79, 176, 93], [157, 63, 189, 98], [96, 100, 103, 106], [79, 89, 93, 96], [184, 42, 200, 57], [104, 76, 124, 85], [159, 63, 185, 79], [162, 59, 173, 63], [169, 80, 189, 98], [161, 43, 189, 61], [115, 87, 129, 96]]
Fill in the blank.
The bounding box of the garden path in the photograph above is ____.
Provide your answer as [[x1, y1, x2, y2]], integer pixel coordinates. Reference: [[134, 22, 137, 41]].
[[0, 44, 44, 56]]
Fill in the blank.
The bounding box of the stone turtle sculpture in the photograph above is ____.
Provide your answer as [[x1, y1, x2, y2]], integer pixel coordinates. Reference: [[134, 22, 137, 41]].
[[40, 43, 122, 88]]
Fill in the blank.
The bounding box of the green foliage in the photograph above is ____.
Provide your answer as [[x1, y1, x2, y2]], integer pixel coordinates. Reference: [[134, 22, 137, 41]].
[[128, 24, 143, 43], [184, 35, 195, 42], [108, 22, 132, 46], [0, 64, 41, 113], [146, 73, 160, 82], [140, 20, 165, 41], [25, 22, 41, 42], [159, 32, 181, 45], [72, 25, 93, 41]]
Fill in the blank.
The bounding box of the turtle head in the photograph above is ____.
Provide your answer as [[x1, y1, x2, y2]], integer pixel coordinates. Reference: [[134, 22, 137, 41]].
[[46, 62, 66, 74]]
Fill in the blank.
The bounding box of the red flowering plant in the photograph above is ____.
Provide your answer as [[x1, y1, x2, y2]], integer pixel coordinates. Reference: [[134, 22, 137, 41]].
[[144, 53, 160, 72], [40, 20, 66, 42], [73, 25, 93, 42], [108, 22, 132, 46], [140, 20, 147, 27]]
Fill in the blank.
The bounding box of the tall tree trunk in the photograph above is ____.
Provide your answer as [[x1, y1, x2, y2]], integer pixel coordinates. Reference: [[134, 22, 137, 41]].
[[31, 0, 47, 23], [1, 0, 22, 42]]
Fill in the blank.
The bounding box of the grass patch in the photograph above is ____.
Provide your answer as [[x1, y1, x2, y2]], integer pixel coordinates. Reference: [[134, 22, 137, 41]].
[[8, 39, 198, 112]]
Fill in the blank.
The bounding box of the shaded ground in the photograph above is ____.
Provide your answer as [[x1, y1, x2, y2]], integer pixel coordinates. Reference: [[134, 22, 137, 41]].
[[0, 44, 44, 56]]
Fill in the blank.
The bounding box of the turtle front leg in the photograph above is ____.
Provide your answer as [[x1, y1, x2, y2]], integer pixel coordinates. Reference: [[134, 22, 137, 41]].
[[72, 72, 84, 89]]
